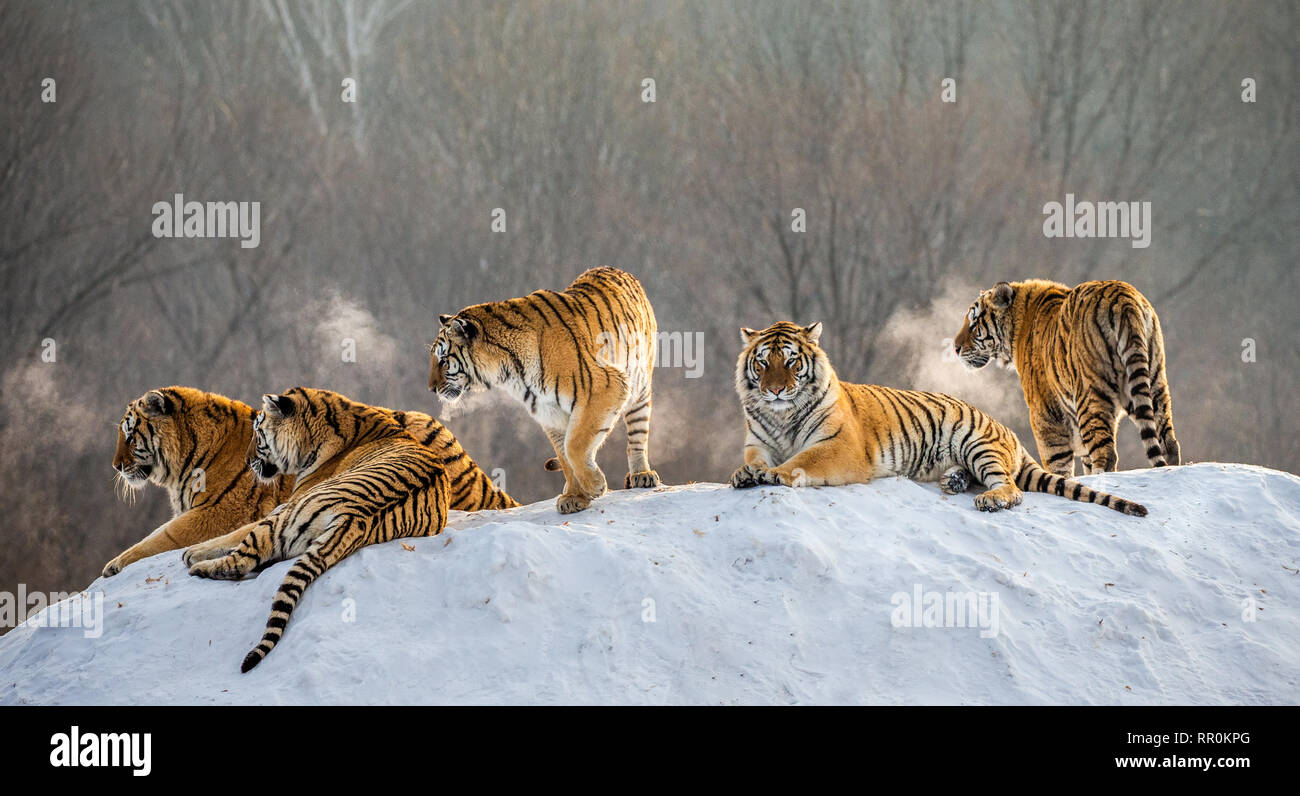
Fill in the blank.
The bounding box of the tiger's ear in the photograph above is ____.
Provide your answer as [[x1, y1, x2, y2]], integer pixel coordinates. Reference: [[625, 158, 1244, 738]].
[[262, 393, 295, 418], [142, 390, 172, 416], [438, 314, 454, 327], [740, 327, 759, 344], [991, 282, 1014, 309], [449, 316, 478, 341], [803, 322, 823, 345]]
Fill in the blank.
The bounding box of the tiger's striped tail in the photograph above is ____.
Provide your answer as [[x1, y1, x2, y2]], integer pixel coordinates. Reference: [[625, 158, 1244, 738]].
[[1016, 456, 1147, 516], [241, 515, 368, 673]]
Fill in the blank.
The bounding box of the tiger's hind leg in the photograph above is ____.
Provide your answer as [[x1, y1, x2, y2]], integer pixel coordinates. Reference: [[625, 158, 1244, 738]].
[[1149, 330, 1180, 465], [622, 383, 661, 489], [1121, 335, 1169, 468], [1078, 389, 1120, 474], [1029, 411, 1076, 477], [1152, 385, 1180, 466], [967, 447, 1023, 511]]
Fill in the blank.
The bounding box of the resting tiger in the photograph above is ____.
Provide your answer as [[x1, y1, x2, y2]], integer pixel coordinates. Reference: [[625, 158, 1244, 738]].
[[731, 321, 1147, 516], [182, 387, 452, 672], [107, 386, 515, 577], [428, 265, 661, 514], [954, 279, 1179, 476]]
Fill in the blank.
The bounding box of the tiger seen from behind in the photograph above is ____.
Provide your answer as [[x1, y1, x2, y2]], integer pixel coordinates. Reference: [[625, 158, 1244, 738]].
[[954, 279, 1179, 476]]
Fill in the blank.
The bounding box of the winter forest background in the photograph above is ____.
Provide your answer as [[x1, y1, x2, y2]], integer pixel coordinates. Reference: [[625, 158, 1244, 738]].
[[1, 0, 1297, 598]]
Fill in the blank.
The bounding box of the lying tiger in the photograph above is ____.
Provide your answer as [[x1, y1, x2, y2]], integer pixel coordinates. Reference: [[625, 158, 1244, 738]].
[[955, 279, 1179, 476], [731, 321, 1148, 516], [107, 385, 515, 577], [182, 387, 452, 672], [428, 266, 661, 514]]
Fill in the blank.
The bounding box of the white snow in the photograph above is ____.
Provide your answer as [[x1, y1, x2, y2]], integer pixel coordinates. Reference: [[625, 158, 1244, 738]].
[[2, 462, 1298, 705]]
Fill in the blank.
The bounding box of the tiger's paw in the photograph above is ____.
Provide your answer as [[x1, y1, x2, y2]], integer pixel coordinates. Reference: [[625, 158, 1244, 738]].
[[974, 486, 1022, 512], [625, 470, 662, 489], [556, 493, 592, 514], [188, 554, 256, 580], [572, 469, 608, 501], [182, 540, 232, 568], [730, 464, 760, 489], [939, 466, 971, 495], [1089, 450, 1118, 474], [101, 557, 125, 578], [730, 464, 785, 488]]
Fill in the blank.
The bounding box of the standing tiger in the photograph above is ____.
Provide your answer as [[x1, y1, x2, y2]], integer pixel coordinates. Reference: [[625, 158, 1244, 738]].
[[107, 386, 515, 577], [731, 321, 1147, 516], [182, 387, 452, 672], [954, 279, 1179, 476], [428, 266, 661, 514]]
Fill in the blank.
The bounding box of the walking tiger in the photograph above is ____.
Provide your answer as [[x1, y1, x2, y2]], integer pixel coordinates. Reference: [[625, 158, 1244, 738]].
[[428, 266, 661, 514]]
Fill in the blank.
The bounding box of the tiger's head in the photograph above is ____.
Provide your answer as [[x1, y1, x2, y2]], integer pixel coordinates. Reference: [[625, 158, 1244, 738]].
[[954, 281, 1016, 369], [247, 389, 322, 483], [113, 389, 179, 493], [428, 311, 491, 404], [114, 386, 246, 501], [735, 321, 830, 414], [248, 387, 386, 482]]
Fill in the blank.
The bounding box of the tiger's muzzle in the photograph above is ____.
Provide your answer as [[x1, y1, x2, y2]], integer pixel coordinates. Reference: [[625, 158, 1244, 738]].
[[957, 349, 991, 370], [114, 462, 152, 485], [248, 456, 279, 481]]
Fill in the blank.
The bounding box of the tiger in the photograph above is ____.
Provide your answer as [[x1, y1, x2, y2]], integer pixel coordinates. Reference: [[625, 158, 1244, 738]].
[[106, 386, 516, 578], [428, 265, 661, 514], [181, 387, 452, 672], [953, 279, 1179, 476], [108, 387, 293, 577], [731, 321, 1148, 516]]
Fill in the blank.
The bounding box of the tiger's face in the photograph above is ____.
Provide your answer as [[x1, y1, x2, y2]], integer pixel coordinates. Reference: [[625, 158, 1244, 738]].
[[736, 321, 827, 413], [113, 390, 176, 491], [954, 282, 1015, 369], [428, 312, 486, 403], [247, 391, 311, 483]]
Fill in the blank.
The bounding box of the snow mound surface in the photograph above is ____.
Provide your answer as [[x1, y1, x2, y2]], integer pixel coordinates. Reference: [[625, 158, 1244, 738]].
[[3, 463, 1298, 704]]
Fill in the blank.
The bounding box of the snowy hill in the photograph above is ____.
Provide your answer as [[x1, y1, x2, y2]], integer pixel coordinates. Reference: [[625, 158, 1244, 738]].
[[2, 463, 1298, 705]]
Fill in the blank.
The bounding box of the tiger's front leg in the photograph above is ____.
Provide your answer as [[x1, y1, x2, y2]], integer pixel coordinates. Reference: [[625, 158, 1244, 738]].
[[105, 512, 214, 577], [182, 498, 297, 568], [555, 385, 623, 514], [744, 443, 869, 488], [188, 517, 278, 580], [182, 524, 253, 568], [729, 439, 773, 488]]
